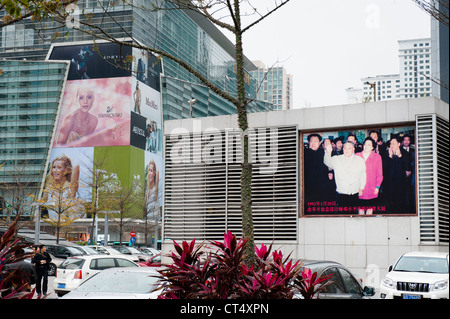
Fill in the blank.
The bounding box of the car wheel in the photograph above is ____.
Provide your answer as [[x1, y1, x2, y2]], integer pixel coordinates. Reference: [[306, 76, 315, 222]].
[[48, 263, 57, 276]]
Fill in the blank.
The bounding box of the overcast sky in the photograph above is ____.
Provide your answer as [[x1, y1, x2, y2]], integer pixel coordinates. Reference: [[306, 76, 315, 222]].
[[232, 0, 431, 108]]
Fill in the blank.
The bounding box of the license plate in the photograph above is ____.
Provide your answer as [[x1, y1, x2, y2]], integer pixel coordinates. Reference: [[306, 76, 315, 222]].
[[57, 283, 66, 289], [403, 294, 421, 299]]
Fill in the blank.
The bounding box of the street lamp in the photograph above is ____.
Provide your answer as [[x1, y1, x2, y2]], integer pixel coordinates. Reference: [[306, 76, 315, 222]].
[[189, 97, 197, 118], [93, 169, 107, 244], [365, 81, 377, 102]]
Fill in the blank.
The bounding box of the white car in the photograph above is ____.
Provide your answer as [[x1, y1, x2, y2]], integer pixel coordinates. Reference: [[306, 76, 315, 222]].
[[53, 255, 139, 297], [380, 251, 449, 299], [89, 245, 140, 262], [62, 267, 162, 299]]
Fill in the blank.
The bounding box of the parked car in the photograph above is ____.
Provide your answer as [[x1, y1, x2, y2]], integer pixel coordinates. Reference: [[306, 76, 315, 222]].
[[138, 253, 162, 267], [112, 245, 149, 262], [53, 255, 139, 297], [295, 260, 375, 299], [380, 251, 449, 299], [72, 246, 100, 256], [47, 253, 64, 276], [24, 247, 63, 276], [61, 267, 162, 299], [46, 244, 84, 259], [89, 245, 140, 262], [139, 247, 160, 256]]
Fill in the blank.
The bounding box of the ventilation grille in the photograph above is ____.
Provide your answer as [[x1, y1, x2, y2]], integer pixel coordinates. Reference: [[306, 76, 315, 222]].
[[164, 125, 298, 242], [436, 116, 449, 244], [416, 114, 449, 244]]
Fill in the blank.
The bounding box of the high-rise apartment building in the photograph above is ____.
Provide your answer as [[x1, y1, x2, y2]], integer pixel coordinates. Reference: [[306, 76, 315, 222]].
[[361, 74, 401, 102], [347, 38, 433, 103], [249, 61, 293, 110], [0, 60, 69, 217], [398, 38, 433, 99]]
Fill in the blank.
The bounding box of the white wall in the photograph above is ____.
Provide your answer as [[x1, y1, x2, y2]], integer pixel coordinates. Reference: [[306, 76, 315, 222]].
[[162, 97, 449, 288]]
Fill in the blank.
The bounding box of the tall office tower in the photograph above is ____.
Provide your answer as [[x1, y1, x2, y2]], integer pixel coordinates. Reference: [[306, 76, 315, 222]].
[[0, 60, 69, 218], [250, 61, 293, 110], [0, 1, 271, 120], [398, 38, 433, 99]]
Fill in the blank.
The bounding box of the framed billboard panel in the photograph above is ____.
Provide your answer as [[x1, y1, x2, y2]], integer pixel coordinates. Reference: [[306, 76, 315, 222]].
[[53, 77, 131, 148], [43, 147, 94, 219], [144, 151, 164, 219], [49, 42, 132, 80], [302, 125, 416, 217]]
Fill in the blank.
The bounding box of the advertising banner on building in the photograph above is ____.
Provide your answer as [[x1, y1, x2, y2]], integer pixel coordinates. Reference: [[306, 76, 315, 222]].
[[42, 147, 93, 219], [302, 125, 416, 216], [45, 42, 165, 229], [53, 77, 132, 148], [48, 42, 132, 80]]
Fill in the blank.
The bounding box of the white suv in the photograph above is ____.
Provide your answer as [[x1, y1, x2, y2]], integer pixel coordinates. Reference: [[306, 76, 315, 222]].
[[380, 251, 449, 299]]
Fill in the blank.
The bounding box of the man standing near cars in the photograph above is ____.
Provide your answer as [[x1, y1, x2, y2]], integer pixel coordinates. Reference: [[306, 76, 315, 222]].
[[32, 245, 52, 298]]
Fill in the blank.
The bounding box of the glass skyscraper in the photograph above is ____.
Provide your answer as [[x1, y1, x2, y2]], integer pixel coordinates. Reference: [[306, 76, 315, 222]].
[[0, 60, 69, 217], [0, 1, 272, 120]]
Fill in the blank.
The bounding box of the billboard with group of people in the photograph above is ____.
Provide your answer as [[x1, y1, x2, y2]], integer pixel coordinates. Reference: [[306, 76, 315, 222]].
[[302, 125, 416, 217], [42, 42, 163, 221]]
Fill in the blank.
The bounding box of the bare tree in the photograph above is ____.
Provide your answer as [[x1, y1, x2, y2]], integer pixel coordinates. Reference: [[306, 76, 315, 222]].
[[108, 176, 145, 244], [56, 0, 291, 265], [412, 0, 449, 26]]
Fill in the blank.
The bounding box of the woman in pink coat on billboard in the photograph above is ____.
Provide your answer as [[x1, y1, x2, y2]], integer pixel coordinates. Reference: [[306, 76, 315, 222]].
[[356, 137, 383, 215]]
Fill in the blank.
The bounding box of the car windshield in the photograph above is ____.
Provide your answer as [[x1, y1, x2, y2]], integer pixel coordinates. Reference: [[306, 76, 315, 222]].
[[76, 270, 160, 293], [127, 247, 141, 254], [59, 258, 85, 269], [82, 246, 100, 254], [115, 246, 132, 254], [394, 256, 449, 274]]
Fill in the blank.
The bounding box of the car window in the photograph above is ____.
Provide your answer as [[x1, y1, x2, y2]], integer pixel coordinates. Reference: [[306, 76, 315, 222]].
[[94, 247, 108, 254], [339, 268, 362, 294], [90, 258, 116, 270], [115, 258, 138, 267], [321, 268, 345, 294], [59, 258, 84, 269]]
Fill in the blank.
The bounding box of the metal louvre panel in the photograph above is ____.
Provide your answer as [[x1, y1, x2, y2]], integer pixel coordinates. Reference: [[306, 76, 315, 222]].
[[416, 115, 437, 243], [164, 125, 298, 242], [436, 116, 449, 244]]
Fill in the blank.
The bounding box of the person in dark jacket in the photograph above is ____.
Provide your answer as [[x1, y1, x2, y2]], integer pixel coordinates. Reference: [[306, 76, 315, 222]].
[[31, 245, 52, 297]]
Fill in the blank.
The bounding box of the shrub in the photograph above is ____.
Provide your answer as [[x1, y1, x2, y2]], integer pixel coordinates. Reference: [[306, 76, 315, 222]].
[[157, 231, 330, 299], [0, 215, 35, 299]]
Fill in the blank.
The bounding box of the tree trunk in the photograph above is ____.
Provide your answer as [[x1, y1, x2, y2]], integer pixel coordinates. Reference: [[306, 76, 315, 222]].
[[233, 0, 256, 266]]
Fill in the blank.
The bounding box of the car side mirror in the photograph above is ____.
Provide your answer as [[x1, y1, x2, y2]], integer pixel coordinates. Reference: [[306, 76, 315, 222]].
[[388, 265, 393, 272], [363, 286, 375, 296]]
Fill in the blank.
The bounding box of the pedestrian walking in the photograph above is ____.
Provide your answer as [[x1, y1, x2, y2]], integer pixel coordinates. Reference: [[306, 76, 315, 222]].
[[31, 245, 52, 298]]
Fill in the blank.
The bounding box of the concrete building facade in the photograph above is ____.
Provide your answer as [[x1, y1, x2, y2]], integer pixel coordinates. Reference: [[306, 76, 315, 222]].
[[163, 97, 449, 286]]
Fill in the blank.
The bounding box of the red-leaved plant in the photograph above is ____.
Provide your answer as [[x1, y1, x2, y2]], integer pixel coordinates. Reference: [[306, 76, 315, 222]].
[[0, 214, 35, 299], [156, 231, 330, 299]]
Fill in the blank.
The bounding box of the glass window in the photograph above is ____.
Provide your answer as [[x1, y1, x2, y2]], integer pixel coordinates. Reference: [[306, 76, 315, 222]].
[[339, 268, 362, 294], [90, 258, 116, 270], [321, 268, 345, 294], [59, 258, 84, 270], [115, 258, 138, 267]]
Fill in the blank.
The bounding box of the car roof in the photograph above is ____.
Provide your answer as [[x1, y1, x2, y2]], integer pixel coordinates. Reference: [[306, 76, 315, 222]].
[[401, 251, 449, 258], [66, 255, 137, 261], [297, 259, 345, 273]]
